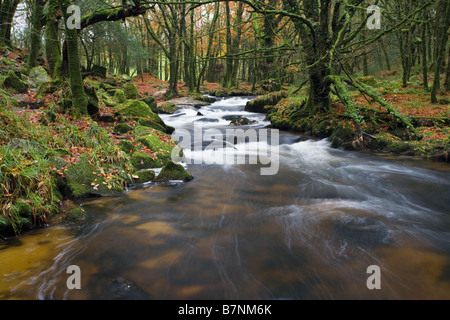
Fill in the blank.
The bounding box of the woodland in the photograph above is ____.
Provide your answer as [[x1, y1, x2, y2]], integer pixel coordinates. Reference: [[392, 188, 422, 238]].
[[0, 0, 449, 236]]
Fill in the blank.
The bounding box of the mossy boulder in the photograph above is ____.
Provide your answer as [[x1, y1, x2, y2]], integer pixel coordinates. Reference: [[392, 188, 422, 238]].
[[135, 132, 176, 168], [123, 82, 141, 99], [113, 123, 133, 135], [84, 83, 100, 116], [29, 66, 50, 88], [2, 70, 28, 93], [155, 161, 193, 183], [131, 170, 156, 184], [118, 139, 134, 154], [244, 91, 288, 113], [115, 100, 169, 133], [60, 156, 125, 200], [115, 100, 155, 118], [330, 124, 357, 149], [66, 207, 87, 222], [114, 89, 127, 103], [130, 152, 160, 170], [158, 102, 180, 114], [140, 96, 158, 113]]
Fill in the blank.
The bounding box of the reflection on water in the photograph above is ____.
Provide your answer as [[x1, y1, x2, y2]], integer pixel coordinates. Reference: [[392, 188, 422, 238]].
[[1, 97, 450, 300]]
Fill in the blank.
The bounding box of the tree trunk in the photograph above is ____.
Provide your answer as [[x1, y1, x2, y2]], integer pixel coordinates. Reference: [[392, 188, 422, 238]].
[[431, 0, 450, 103], [223, 1, 233, 88], [44, 0, 62, 79], [59, 0, 88, 115], [0, 0, 20, 49], [28, 0, 45, 68], [421, 13, 429, 91]]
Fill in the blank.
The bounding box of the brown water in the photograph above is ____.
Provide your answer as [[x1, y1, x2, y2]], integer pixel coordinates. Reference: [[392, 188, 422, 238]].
[[1, 97, 450, 300]]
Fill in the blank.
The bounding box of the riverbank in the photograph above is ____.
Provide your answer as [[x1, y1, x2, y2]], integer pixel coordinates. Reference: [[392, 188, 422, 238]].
[[259, 75, 449, 163], [0, 49, 272, 238]]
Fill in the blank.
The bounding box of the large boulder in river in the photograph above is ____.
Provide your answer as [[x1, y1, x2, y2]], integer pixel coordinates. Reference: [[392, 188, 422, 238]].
[[155, 161, 193, 183]]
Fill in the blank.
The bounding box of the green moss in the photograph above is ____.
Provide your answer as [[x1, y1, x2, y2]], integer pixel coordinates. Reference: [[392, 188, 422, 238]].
[[61, 156, 125, 200], [244, 91, 288, 113], [114, 89, 127, 103], [158, 102, 180, 114], [113, 123, 133, 134], [330, 124, 357, 148], [123, 82, 141, 99], [138, 118, 167, 133], [155, 161, 193, 182], [115, 100, 154, 118], [140, 96, 158, 113], [2, 70, 28, 93], [66, 207, 87, 222], [131, 152, 160, 169], [132, 170, 156, 184], [118, 139, 134, 154], [136, 133, 175, 168]]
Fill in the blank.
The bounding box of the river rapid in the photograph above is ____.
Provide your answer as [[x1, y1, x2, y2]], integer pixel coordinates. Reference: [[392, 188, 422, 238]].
[[1, 96, 449, 300]]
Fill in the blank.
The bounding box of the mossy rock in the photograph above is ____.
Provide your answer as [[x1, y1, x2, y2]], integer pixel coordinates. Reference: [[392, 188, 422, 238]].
[[131, 170, 156, 184], [330, 124, 357, 149], [244, 91, 288, 113], [140, 96, 158, 113], [138, 118, 167, 133], [114, 89, 127, 103], [48, 156, 68, 171], [114, 100, 154, 118], [2, 70, 28, 93], [84, 83, 100, 116], [29, 66, 50, 88], [131, 152, 161, 170], [118, 139, 134, 154], [61, 156, 125, 200], [155, 161, 193, 183], [136, 133, 176, 168], [123, 82, 141, 99], [158, 102, 180, 114], [66, 207, 87, 222], [113, 123, 133, 134], [37, 79, 64, 96], [115, 100, 169, 133]]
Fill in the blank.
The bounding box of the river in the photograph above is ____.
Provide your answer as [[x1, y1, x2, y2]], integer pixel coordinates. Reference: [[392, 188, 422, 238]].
[[1, 96, 449, 300]]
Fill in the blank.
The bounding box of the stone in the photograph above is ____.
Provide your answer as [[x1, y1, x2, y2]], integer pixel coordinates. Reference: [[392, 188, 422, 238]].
[[244, 91, 288, 113], [140, 96, 158, 113], [157, 102, 180, 114], [2, 70, 28, 93], [131, 170, 156, 184], [123, 82, 141, 99], [118, 139, 134, 154], [61, 156, 125, 200], [28, 66, 50, 88], [66, 207, 87, 222], [155, 161, 193, 183]]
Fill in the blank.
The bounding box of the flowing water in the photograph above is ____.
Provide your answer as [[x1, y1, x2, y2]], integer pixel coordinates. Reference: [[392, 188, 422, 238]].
[[1, 97, 450, 300]]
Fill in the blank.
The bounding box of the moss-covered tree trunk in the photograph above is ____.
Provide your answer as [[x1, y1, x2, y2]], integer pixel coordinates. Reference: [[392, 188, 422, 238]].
[[431, 0, 450, 103], [59, 0, 88, 115], [28, 0, 45, 68], [0, 0, 20, 49], [45, 0, 62, 79], [302, 0, 332, 113]]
